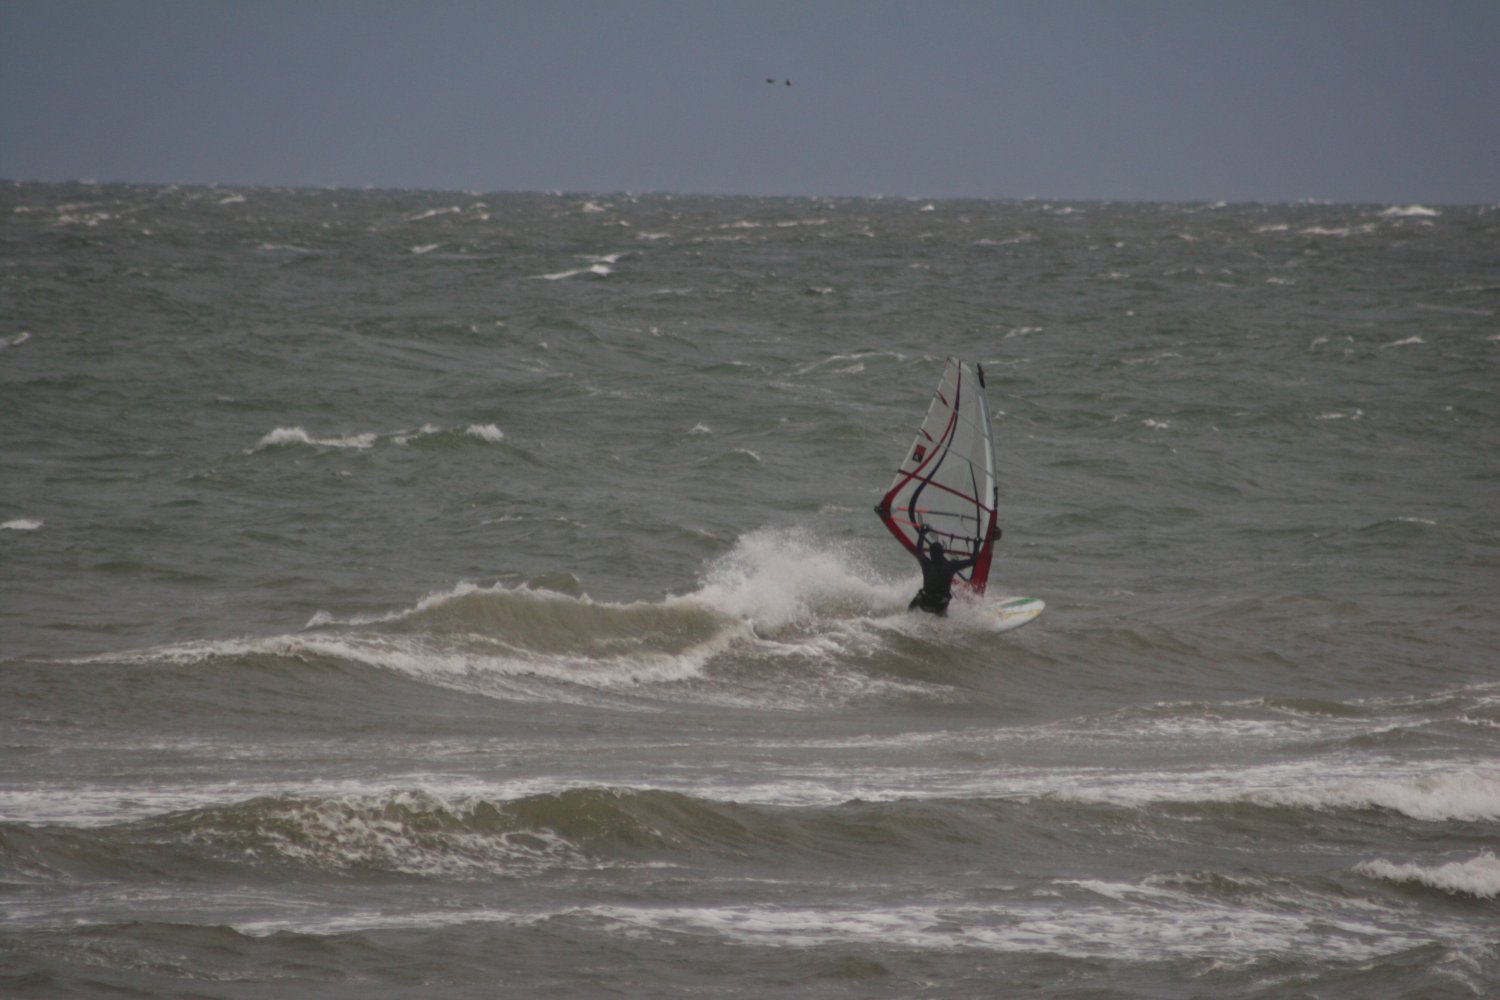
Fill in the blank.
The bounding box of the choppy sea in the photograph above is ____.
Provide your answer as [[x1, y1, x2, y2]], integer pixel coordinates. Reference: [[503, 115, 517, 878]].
[[2, 183, 1497, 999]]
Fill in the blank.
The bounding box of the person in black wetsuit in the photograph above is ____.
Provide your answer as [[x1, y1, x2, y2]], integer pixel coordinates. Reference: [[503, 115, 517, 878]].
[[908, 524, 976, 616]]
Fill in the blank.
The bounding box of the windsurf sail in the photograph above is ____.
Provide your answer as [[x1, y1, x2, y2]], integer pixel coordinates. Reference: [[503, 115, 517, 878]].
[[874, 358, 1000, 594]]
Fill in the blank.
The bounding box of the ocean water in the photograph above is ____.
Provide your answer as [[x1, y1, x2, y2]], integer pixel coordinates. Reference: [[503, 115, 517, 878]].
[[1, 183, 1497, 999]]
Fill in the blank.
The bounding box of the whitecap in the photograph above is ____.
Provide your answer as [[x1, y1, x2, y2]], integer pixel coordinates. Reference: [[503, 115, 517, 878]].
[[407, 206, 462, 222], [390, 424, 443, 445], [533, 264, 611, 280], [410, 243, 441, 255], [250, 426, 378, 452], [1, 331, 31, 348], [1, 518, 42, 531], [464, 424, 505, 443], [1357, 850, 1500, 899], [1379, 205, 1440, 218], [1301, 225, 1378, 237], [1253, 768, 1500, 823], [1383, 336, 1425, 348]]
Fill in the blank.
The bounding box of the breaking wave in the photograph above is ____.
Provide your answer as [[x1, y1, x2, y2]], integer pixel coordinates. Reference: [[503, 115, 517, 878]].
[[86, 529, 962, 711], [1358, 850, 1500, 899]]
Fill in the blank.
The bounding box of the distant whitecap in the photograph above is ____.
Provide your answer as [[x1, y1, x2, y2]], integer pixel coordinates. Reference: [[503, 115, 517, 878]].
[[465, 424, 505, 443], [1378, 205, 1440, 218], [251, 426, 378, 452]]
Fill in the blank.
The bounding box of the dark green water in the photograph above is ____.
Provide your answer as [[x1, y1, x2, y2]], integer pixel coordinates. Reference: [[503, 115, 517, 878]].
[[2, 184, 1497, 998]]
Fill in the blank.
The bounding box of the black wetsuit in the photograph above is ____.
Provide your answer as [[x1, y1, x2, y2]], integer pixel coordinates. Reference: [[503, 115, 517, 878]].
[[908, 536, 975, 616]]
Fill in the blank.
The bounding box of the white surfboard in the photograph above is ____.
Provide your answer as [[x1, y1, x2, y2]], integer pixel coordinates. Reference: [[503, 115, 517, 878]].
[[981, 595, 1045, 632]]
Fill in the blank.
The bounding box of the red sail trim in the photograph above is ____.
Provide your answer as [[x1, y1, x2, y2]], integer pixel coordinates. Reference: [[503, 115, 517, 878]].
[[877, 399, 959, 559]]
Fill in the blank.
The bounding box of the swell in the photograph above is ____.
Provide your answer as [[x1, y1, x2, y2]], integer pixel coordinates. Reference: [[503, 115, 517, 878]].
[[7, 779, 1497, 888]]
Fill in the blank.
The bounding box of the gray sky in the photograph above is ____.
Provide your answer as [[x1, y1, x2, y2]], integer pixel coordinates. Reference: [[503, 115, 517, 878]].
[[3, 0, 1497, 203]]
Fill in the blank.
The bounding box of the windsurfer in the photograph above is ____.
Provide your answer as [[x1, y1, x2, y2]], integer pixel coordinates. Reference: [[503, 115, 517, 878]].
[[908, 524, 976, 616]]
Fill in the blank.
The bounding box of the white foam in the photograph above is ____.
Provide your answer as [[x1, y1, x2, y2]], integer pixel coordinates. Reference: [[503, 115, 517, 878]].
[[253, 423, 503, 452], [1301, 224, 1377, 237], [1315, 409, 1364, 421], [407, 206, 462, 222], [690, 527, 900, 630], [568, 893, 1446, 963], [1379, 205, 1440, 218], [410, 243, 441, 255], [250, 426, 377, 451], [1, 518, 42, 531], [1051, 761, 1500, 823], [1253, 769, 1500, 822], [0, 782, 284, 827], [688, 423, 712, 435], [1358, 851, 1500, 899], [391, 423, 444, 444], [534, 264, 612, 280], [1, 330, 31, 348], [464, 423, 505, 443], [1384, 336, 1425, 348], [211, 790, 595, 879], [101, 620, 731, 708]]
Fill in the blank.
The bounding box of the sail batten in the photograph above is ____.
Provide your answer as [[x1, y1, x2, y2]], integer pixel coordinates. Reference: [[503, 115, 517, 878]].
[[876, 358, 999, 594]]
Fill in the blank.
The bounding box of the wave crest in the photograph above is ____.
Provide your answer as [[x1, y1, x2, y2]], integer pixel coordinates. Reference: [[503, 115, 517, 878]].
[[1358, 850, 1500, 899]]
